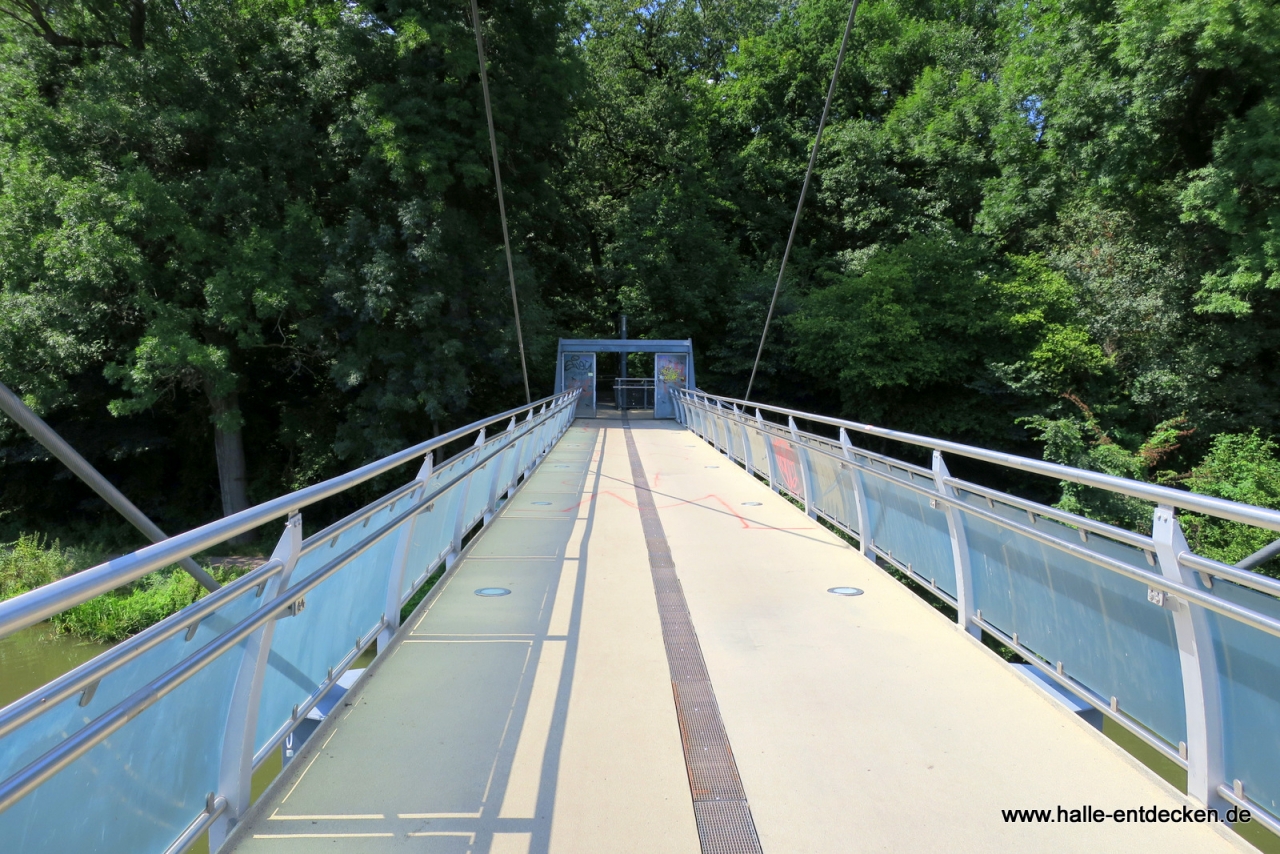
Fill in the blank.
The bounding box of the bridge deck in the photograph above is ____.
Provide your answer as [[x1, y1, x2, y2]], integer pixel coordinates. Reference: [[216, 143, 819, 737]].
[[226, 418, 1248, 854]]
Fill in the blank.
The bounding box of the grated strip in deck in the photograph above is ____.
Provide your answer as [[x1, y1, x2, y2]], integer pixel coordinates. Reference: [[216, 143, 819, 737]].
[[621, 414, 764, 854]]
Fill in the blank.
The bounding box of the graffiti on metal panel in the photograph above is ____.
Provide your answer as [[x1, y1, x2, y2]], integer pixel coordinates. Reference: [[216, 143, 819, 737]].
[[563, 353, 595, 409], [654, 353, 688, 419]]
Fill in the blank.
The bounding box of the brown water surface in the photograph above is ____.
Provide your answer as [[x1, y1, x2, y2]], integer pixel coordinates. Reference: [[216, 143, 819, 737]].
[[0, 623, 112, 709]]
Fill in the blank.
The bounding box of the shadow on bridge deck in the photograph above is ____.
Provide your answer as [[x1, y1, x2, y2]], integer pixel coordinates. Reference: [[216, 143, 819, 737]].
[[225, 420, 1251, 854]]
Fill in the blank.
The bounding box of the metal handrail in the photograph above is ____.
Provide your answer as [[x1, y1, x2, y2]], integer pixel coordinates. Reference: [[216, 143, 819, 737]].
[[684, 394, 1280, 638], [0, 559, 285, 742], [0, 392, 576, 640], [0, 391, 580, 818], [679, 389, 1280, 818], [680, 389, 1280, 532]]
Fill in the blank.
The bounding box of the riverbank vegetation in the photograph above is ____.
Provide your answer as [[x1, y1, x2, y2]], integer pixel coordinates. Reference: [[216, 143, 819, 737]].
[[0, 534, 253, 642], [1, 0, 1279, 614]]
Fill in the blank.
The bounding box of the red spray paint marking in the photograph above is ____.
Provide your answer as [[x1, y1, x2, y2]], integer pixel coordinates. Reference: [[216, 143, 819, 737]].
[[564, 490, 812, 531]]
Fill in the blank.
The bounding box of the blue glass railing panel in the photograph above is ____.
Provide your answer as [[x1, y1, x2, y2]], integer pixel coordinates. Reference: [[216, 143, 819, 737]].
[[960, 510, 1185, 745], [807, 452, 859, 535], [0, 638, 245, 853], [859, 469, 955, 595], [744, 423, 770, 478], [253, 518, 406, 753], [0, 578, 264, 784], [1206, 580, 1280, 822], [462, 455, 498, 531], [495, 440, 520, 498], [399, 482, 465, 600], [291, 494, 407, 584]]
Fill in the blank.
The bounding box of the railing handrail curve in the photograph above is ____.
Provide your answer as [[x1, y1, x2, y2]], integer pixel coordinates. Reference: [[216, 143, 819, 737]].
[[678, 389, 1280, 534], [0, 391, 578, 640]]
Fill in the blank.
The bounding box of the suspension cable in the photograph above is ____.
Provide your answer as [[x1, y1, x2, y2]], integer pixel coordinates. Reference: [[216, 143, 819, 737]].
[[470, 0, 532, 404], [744, 0, 862, 401]]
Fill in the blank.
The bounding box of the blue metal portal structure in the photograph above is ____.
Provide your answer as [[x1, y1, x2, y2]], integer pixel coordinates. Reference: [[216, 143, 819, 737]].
[[553, 338, 695, 419]]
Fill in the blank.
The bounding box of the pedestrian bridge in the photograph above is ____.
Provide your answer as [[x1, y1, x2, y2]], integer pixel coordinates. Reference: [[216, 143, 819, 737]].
[[1, 390, 1277, 853]]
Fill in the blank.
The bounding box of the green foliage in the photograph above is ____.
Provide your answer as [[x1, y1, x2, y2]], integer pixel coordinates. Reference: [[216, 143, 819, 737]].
[[0, 533, 253, 642], [1023, 407, 1194, 532], [2, 0, 1280, 574], [50, 568, 210, 643], [0, 533, 76, 600], [1181, 432, 1280, 573]]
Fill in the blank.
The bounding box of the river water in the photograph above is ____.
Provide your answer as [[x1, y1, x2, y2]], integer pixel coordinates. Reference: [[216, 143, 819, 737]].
[[0, 623, 112, 709]]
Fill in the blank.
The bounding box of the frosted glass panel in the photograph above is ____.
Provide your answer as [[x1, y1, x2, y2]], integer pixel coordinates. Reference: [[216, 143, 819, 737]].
[[0, 639, 245, 854], [1207, 581, 1280, 821], [961, 510, 1185, 745], [858, 469, 955, 594], [745, 425, 769, 477], [0, 578, 265, 783], [808, 452, 859, 535], [255, 521, 405, 752]]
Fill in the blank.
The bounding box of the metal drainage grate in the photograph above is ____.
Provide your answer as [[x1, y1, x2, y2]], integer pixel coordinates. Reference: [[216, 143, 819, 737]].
[[741, 502, 761, 506], [474, 587, 511, 597], [531, 501, 552, 506], [828, 586, 863, 596], [622, 414, 763, 854]]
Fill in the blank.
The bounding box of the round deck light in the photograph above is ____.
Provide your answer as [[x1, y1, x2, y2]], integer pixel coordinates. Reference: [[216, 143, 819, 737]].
[[475, 587, 512, 597], [828, 587, 863, 596]]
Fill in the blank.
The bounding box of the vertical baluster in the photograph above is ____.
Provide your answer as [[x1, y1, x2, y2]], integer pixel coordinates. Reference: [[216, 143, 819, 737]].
[[931, 452, 978, 637], [209, 514, 303, 851], [758, 408, 778, 492], [1152, 505, 1226, 814], [736, 406, 754, 475], [379, 454, 434, 652], [840, 428, 871, 555], [448, 429, 486, 565], [787, 416, 815, 518]]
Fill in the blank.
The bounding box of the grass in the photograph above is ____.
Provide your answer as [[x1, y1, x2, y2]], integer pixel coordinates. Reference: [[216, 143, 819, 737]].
[[0, 533, 256, 643]]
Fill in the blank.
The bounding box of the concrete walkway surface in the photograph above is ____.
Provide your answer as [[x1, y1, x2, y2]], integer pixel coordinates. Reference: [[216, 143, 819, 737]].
[[226, 418, 1254, 854]]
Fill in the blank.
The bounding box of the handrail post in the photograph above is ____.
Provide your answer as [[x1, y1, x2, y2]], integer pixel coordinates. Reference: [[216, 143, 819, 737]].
[[788, 416, 815, 517], [450, 430, 487, 557], [483, 422, 512, 524], [1153, 505, 1226, 813], [209, 513, 303, 852], [758, 409, 778, 492], [520, 408, 536, 481], [379, 454, 433, 651], [841, 429, 871, 556], [735, 406, 756, 475], [932, 452, 979, 637]]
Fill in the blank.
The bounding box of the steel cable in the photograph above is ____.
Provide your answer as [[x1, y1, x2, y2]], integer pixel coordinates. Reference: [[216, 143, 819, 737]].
[[470, 0, 532, 404], [744, 0, 862, 401]]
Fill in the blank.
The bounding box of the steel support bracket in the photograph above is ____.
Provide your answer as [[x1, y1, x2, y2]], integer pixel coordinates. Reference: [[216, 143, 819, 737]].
[[209, 513, 303, 852], [1152, 505, 1226, 814], [933, 452, 979, 637]]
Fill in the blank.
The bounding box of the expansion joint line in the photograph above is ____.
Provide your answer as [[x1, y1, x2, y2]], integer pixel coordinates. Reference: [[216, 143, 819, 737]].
[[620, 415, 764, 854], [470, 0, 532, 405]]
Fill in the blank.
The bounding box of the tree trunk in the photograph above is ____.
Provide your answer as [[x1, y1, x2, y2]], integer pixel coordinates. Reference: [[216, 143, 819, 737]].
[[129, 0, 146, 51], [207, 387, 252, 546]]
